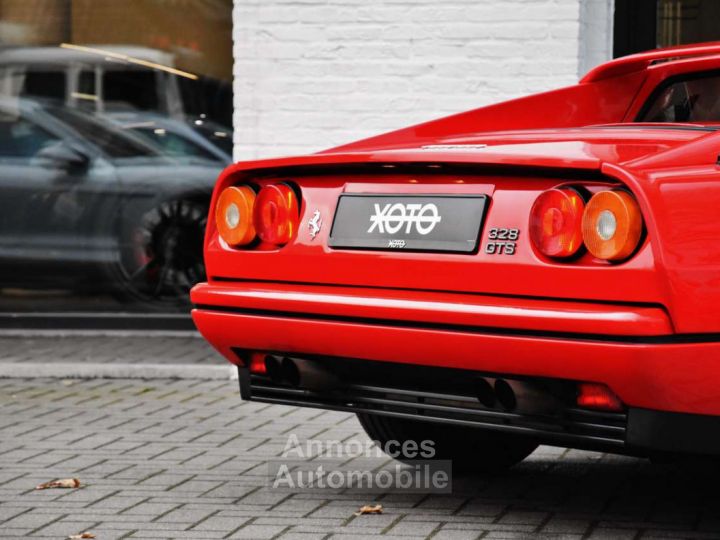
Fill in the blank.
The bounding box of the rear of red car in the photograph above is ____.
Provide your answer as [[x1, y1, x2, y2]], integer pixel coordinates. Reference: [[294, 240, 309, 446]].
[[191, 126, 720, 463]]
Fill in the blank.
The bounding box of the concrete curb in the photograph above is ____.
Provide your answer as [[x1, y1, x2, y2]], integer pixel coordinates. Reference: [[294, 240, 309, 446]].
[[0, 362, 238, 380], [0, 329, 201, 338], [0, 312, 195, 331]]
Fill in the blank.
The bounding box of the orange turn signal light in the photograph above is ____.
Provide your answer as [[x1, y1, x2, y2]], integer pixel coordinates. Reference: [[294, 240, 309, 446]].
[[215, 185, 257, 247], [529, 188, 585, 258], [582, 190, 642, 261]]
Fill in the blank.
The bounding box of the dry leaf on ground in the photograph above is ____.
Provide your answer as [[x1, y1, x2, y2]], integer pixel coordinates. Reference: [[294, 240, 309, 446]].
[[67, 533, 95, 540], [35, 478, 81, 490], [355, 504, 383, 515]]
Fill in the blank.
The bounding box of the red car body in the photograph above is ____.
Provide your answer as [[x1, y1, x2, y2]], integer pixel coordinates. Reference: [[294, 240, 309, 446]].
[[192, 43, 720, 461]]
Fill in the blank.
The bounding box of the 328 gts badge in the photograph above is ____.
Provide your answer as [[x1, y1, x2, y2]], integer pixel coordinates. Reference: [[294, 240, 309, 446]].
[[485, 228, 519, 255]]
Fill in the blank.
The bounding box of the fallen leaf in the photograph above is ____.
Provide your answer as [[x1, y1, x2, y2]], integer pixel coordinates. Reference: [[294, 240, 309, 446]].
[[67, 533, 95, 540], [354, 504, 383, 516], [35, 478, 80, 490]]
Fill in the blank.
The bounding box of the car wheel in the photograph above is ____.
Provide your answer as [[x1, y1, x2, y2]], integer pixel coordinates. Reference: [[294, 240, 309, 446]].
[[114, 197, 208, 306], [357, 413, 538, 474]]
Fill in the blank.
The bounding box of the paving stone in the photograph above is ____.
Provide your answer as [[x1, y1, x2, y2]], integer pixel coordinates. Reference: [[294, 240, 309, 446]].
[[0, 529, 35, 539], [347, 513, 399, 529], [483, 534, 582, 540], [155, 506, 217, 524], [431, 529, 483, 540], [189, 515, 252, 531], [331, 536, 424, 540], [27, 519, 99, 537], [276, 533, 327, 540], [541, 518, 590, 534], [498, 511, 549, 526], [586, 528, 639, 539], [1, 510, 66, 531], [227, 523, 289, 539], [386, 517, 441, 536], [119, 501, 180, 516], [0, 353, 719, 540]]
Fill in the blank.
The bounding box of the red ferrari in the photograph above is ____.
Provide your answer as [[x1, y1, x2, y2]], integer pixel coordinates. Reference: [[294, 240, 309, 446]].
[[192, 43, 720, 470]]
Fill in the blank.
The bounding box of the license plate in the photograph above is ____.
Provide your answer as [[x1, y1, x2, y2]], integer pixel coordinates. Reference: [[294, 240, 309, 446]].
[[328, 194, 488, 253]]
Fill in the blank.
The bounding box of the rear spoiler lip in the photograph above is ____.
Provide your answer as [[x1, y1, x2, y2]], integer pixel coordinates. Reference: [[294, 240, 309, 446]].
[[220, 148, 602, 178], [582, 42, 720, 83]]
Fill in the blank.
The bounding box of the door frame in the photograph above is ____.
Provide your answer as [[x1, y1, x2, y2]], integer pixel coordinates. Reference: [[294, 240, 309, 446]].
[[613, 0, 658, 58]]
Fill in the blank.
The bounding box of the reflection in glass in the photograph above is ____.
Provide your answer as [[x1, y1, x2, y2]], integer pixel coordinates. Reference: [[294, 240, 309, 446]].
[[0, 0, 233, 312], [640, 73, 720, 123], [657, 1, 720, 48]]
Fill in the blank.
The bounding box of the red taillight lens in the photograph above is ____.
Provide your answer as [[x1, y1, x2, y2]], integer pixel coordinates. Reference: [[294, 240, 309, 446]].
[[529, 188, 585, 258], [215, 185, 256, 247], [577, 383, 624, 412], [582, 190, 643, 261], [253, 184, 299, 245]]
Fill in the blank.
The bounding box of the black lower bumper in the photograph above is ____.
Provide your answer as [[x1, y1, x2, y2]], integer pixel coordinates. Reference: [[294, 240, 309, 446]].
[[235, 352, 720, 457], [626, 408, 720, 456]]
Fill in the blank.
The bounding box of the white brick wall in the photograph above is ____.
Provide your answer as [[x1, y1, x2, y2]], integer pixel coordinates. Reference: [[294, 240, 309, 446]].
[[233, 0, 614, 160]]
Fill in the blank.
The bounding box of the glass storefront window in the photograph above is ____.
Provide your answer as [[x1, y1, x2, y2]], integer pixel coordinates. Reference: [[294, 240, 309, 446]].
[[657, 0, 720, 48], [0, 0, 232, 315]]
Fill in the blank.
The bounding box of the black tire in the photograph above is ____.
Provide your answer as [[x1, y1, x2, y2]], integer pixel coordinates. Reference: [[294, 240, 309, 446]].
[[112, 197, 208, 307], [357, 413, 538, 474]]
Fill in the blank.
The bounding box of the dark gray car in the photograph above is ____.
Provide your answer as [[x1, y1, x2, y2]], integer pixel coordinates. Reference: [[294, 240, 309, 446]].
[[0, 98, 222, 305]]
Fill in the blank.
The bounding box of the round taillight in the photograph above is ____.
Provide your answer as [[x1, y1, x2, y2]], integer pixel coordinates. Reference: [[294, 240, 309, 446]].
[[253, 184, 299, 245], [215, 185, 256, 247], [529, 188, 585, 258], [582, 190, 642, 261]]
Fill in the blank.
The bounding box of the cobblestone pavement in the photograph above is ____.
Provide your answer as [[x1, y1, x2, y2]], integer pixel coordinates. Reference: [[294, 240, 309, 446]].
[[0, 334, 229, 379], [2, 379, 720, 540], [0, 335, 218, 366]]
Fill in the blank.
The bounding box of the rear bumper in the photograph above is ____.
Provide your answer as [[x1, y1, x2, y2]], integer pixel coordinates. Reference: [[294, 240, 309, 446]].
[[192, 281, 673, 337], [192, 281, 720, 450]]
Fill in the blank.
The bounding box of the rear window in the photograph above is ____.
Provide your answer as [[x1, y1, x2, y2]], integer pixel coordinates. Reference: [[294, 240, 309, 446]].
[[640, 71, 720, 123]]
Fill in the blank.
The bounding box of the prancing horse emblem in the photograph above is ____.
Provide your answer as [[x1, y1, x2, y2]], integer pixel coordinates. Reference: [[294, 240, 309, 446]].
[[308, 210, 322, 239]]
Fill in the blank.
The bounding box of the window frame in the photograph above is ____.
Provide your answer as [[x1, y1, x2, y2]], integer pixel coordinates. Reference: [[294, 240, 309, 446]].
[[635, 68, 720, 123]]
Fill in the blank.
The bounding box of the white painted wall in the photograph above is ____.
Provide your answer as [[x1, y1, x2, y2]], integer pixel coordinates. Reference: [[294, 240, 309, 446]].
[[579, 0, 615, 78], [233, 0, 614, 160]]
